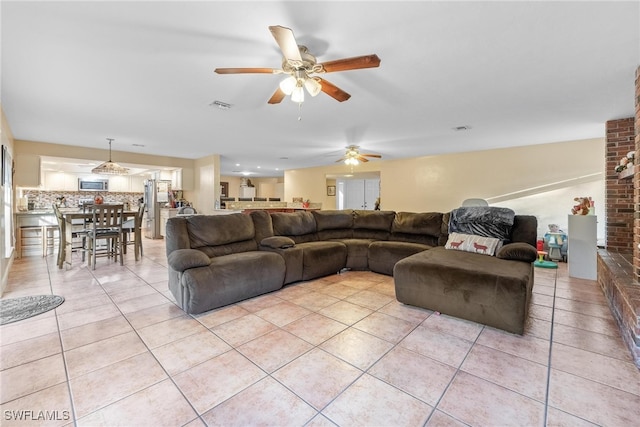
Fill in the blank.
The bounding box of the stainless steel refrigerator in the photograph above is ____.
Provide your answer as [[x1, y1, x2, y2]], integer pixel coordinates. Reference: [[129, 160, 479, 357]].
[[144, 179, 171, 239]]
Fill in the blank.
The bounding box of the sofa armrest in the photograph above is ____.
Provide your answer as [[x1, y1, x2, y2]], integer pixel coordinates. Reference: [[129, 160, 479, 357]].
[[496, 243, 537, 262], [167, 249, 211, 272], [260, 236, 295, 249]]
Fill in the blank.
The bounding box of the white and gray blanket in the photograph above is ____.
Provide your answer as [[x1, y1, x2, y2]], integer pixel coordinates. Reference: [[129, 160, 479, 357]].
[[448, 206, 515, 242]]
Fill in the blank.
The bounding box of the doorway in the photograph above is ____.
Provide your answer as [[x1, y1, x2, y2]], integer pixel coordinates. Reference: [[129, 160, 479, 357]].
[[335, 172, 380, 210]]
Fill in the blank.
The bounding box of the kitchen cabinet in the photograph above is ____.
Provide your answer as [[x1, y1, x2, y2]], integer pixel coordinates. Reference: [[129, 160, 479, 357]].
[[108, 176, 130, 193], [14, 154, 41, 187], [43, 171, 78, 191], [159, 208, 178, 237], [130, 176, 145, 193]]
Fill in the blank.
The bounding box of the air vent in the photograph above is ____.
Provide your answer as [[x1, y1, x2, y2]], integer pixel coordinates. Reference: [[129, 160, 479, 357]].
[[210, 100, 231, 110], [453, 125, 472, 131]]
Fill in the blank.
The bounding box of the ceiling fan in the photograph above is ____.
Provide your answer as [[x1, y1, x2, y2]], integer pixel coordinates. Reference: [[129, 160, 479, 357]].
[[337, 145, 382, 165], [214, 25, 381, 104]]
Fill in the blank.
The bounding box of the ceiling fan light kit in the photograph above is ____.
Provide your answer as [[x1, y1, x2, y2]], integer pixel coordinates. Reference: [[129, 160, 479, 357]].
[[91, 138, 130, 175], [214, 25, 381, 106]]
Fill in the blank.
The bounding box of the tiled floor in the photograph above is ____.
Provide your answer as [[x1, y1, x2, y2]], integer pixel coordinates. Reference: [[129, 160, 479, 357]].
[[1, 239, 639, 426]]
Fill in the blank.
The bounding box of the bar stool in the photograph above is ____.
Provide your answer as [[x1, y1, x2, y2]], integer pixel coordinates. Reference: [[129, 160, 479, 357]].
[[17, 226, 44, 258], [42, 224, 60, 257]]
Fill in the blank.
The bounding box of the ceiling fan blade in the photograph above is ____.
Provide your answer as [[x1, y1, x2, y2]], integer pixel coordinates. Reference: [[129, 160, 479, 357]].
[[269, 25, 302, 62], [214, 67, 279, 74], [361, 153, 382, 158], [318, 78, 351, 102], [357, 156, 370, 162], [267, 88, 286, 104], [320, 54, 381, 73]]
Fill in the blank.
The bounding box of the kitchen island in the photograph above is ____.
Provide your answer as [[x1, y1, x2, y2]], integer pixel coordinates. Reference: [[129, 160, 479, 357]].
[[224, 200, 321, 213]]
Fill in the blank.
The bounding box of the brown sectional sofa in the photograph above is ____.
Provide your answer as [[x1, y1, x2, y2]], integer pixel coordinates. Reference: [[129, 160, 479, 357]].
[[165, 209, 538, 334]]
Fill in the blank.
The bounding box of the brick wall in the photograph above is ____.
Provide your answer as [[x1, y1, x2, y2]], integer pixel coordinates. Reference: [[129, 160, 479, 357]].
[[635, 67, 640, 278], [605, 117, 635, 253]]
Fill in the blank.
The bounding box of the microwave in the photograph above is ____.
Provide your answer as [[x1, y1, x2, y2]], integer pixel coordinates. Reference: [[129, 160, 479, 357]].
[[78, 178, 109, 192]]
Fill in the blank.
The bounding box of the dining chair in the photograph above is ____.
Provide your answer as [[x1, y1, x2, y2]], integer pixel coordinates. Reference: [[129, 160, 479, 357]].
[[52, 204, 90, 268], [122, 203, 145, 260], [86, 204, 124, 269]]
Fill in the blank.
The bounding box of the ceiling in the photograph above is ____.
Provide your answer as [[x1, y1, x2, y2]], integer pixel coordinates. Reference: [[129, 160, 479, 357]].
[[2, 1, 638, 178]]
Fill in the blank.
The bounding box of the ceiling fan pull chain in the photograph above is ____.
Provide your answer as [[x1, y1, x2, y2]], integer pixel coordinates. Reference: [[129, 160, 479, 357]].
[[298, 102, 302, 121]]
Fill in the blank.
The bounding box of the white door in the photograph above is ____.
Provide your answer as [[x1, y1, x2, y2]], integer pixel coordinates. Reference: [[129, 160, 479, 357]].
[[342, 179, 380, 210]]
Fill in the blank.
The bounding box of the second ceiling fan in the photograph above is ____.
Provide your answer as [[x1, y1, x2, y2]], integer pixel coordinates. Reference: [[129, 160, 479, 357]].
[[214, 25, 381, 104]]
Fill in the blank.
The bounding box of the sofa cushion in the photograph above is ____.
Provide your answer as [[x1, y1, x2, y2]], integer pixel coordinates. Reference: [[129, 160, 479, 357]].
[[391, 212, 442, 246], [444, 232, 502, 256], [261, 236, 296, 249], [167, 249, 211, 272], [187, 214, 255, 248], [295, 241, 348, 280], [353, 210, 395, 240], [271, 211, 318, 243], [313, 210, 354, 231], [448, 206, 515, 241], [496, 242, 538, 262], [368, 241, 431, 275]]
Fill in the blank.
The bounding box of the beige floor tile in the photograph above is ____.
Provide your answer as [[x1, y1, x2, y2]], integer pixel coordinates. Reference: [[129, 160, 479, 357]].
[[528, 303, 553, 321], [317, 283, 361, 299], [306, 414, 339, 427], [553, 309, 620, 337], [289, 291, 341, 312], [476, 327, 550, 365], [399, 325, 473, 368], [274, 283, 313, 300], [368, 279, 396, 297], [1, 332, 62, 370], [210, 313, 278, 346], [532, 283, 556, 296], [323, 374, 432, 426], [377, 300, 432, 324], [320, 327, 393, 370], [0, 383, 73, 427], [76, 379, 197, 427], [137, 314, 208, 348], [54, 292, 112, 315], [124, 301, 185, 329], [56, 303, 121, 331], [438, 372, 545, 426], [532, 292, 554, 307], [421, 313, 483, 342], [173, 349, 266, 414], [202, 377, 317, 426], [524, 316, 552, 340], [254, 301, 312, 327], [343, 289, 394, 310], [59, 315, 133, 351], [552, 323, 633, 362], [64, 331, 147, 379], [272, 348, 362, 410], [69, 352, 167, 418], [318, 301, 373, 325], [193, 304, 250, 329], [551, 342, 640, 395], [425, 410, 468, 426], [545, 407, 599, 427], [237, 329, 312, 373], [548, 368, 640, 426], [106, 284, 158, 303], [0, 354, 67, 404], [554, 297, 615, 319], [369, 346, 456, 406], [152, 330, 231, 375], [352, 311, 415, 343], [460, 344, 548, 401], [554, 287, 607, 305], [236, 293, 284, 312], [114, 292, 170, 314], [283, 313, 348, 345]]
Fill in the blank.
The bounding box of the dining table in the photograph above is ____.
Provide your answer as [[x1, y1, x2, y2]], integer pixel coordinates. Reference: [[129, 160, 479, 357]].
[[60, 208, 141, 268]]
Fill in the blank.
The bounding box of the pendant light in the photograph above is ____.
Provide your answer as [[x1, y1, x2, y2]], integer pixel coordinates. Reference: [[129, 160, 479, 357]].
[[91, 138, 129, 175]]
